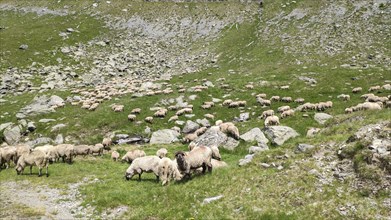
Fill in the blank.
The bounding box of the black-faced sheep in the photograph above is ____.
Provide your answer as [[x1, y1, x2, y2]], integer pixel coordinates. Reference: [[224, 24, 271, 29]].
[[125, 155, 161, 181], [122, 149, 146, 163], [154, 109, 168, 118], [270, 96, 280, 102], [156, 148, 168, 159], [15, 150, 49, 177]]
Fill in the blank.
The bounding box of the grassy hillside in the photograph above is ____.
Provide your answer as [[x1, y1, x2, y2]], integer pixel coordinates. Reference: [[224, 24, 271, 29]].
[[0, 0, 390, 219]]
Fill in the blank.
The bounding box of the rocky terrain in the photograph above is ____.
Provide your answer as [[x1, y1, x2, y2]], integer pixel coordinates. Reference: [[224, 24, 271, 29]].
[[0, 0, 390, 219]]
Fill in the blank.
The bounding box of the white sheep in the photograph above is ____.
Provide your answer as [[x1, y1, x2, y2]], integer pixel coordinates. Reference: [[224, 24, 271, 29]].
[[368, 85, 381, 92], [184, 133, 198, 143], [345, 108, 353, 114], [154, 109, 168, 118], [277, 105, 291, 113], [156, 148, 168, 159], [261, 109, 274, 119], [222, 99, 233, 106], [90, 144, 104, 156], [270, 96, 280, 102], [53, 144, 75, 163], [158, 157, 183, 185], [195, 127, 207, 136], [294, 98, 305, 104], [73, 145, 90, 157], [204, 114, 215, 120], [219, 122, 240, 140], [102, 137, 112, 148], [168, 115, 179, 122], [256, 93, 267, 99], [352, 87, 362, 93], [145, 116, 153, 123], [281, 97, 292, 102], [15, 150, 49, 177], [131, 108, 141, 114], [122, 149, 146, 163], [125, 156, 161, 181], [128, 114, 137, 121], [201, 104, 212, 109], [111, 151, 120, 161], [281, 109, 295, 118], [264, 115, 280, 126], [257, 98, 271, 106], [0, 146, 17, 169], [337, 94, 350, 101]]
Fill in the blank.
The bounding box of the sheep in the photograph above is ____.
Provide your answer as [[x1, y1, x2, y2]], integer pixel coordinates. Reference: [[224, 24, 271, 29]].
[[215, 120, 223, 126], [245, 84, 254, 89], [128, 114, 137, 121], [257, 98, 271, 106], [361, 93, 375, 100], [277, 105, 291, 113], [168, 105, 179, 111], [183, 108, 193, 114], [145, 116, 153, 123], [14, 144, 32, 164], [382, 84, 391, 90], [88, 103, 99, 111], [352, 87, 362, 93], [0, 146, 17, 169], [122, 149, 146, 164], [280, 85, 290, 90], [188, 142, 198, 151], [203, 101, 215, 107], [154, 109, 168, 118], [229, 101, 240, 108], [158, 157, 183, 185], [111, 151, 120, 161], [15, 150, 49, 177], [175, 109, 186, 116], [256, 93, 267, 99], [337, 94, 350, 101], [175, 146, 219, 179], [102, 137, 112, 148], [113, 105, 124, 112], [238, 100, 247, 107], [53, 144, 74, 163], [297, 102, 316, 112], [204, 114, 215, 120], [281, 97, 292, 103], [264, 115, 280, 126], [34, 145, 54, 155], [385, 101, 391, 108], [156, 148, 168, 159], [294, 98, 305, 104], [73, 145, 90, 157], [361, 102, 382, 110], [281, 109, 295, 118], [219, 122, 240, 140], [168, 115, 179, 122], [201, 104, 212, 109], [345, 108, 353, 114], [183, 133, 198, 143], [261, 109, 274, 119], [368, 85, 381, 92], [125, 155, 161, 181], [270, 96, 280, 102], [195, 127, 207, 136], [222, 99, 233, 106], [131, 108, 141, 114], [90, 144, 104, 156]]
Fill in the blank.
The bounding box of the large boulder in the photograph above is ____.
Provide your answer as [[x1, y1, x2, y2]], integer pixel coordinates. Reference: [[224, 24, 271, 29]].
[[150, 129, 180, 145], [182, 120, 200, 134], [3, 125, 22, 145], [314, 113, 333, 125], [192, 126, 239, 150], [240, 128, 269, 144], [263, 126, 299, 146], [18, 95, 64, 117]]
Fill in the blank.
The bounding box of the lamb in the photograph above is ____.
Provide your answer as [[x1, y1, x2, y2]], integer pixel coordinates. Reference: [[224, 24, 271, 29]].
[[111, 151, 120, 161], [352, 87, 362, 93], [15, 150, 49, 177], [145, 116, 153, 123], [345, 108, 353, 114], [281, 109, 295, 118], [90, 144, 104, 156], [158, 157, 183, 185], [73, 145, 90, 157], [261, 109, 274, 119], [131, 108, 141, 114], [156, 148, 168, 159], [219, 122, 240, 140], [122, 149, 146, 163], [128, 114, 137, 121], [264, 115, 280, 126], [0, 146, 17, 169], [125, 155, 161, 181], [175, 146, 220, 178]]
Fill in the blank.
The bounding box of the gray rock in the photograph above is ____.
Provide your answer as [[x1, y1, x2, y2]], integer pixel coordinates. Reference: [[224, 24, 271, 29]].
[[115, 134, 129, 139], [307, 127, 321, 137], [25, 137, 53, 147], [184, 114, 195, 118], [240, 128, 269, 144], [298, 76, 317, 84], [175, 120, 185, 126], [196, 118, 210, 127], [203, 81, 214, 87], [51, 124, 66, 132], [19, 44, 28, 50], [39, 119, 56, 123], [314, 113, 333, 125], [249, 143, 269, 154], [203, 195, 223, 204], [234, 112, 250, 122], [192, 126, 240, 150], [0, 122, 13, 132], [150, 129, 180, 144], [182, 120, 200, 134], [18, 119, 27, 128], [3, 126, 21, 145], [18, 95, 60, 117], [48, 95, 65, 107], [212, 98, 222, 103], [16, 113, 26, 119], [263, 126, 300, 146], [55, 134, 64, 144], [295, 143, 315, 153], [239, 154, 254, 166], [188, 95, 197, 100]]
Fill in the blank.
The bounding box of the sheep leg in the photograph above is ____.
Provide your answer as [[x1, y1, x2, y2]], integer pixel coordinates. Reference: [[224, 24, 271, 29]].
[[156, 175, 160, 182], [38, 167, 42, 177], [201, 163, 207, 174], [138, 173, 142, 181], [46, 165, 49, 177], [207, 165, 213, 173]]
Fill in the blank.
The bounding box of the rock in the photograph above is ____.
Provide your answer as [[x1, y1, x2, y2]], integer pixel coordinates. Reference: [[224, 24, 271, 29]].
[[239, 154, 254, 166], [39, 119, 56, 123], [236, 112, 250, 122], [144, 127, 151, 134], [48, 95, 65, 107], [115, 134, 129, 139], [260, 163, 270, 168], [0, 122, 13, 132], [212, 98, 222, 103], [314, 113, 333, 125], [240, 128, 269, 144], [249, 143, 269, 154], [18, 95, 62, 117], [298, 76, 317, 84], [3, 126, 21, 145], [19, 44, 28, 50], [196, 118, 210, 127], [307, 127, 321, 137], [51, 124, 66, 132], [263, 126, 299, 146], [150, 129, 180, 144], [188, 95, 197, 100], [25, 137, 54, 147], [295, 143, 315, 153], [66, 28, 75, 32], [192, 126, 240, 150], [55, 134, 64, 144], [116, 137, 145, 145], [16, 113, 26, 119], [203, 195, 223, 204], [175, 120, 185, 126], [203, 81, 214, 87], [182, 120, 200, 134]]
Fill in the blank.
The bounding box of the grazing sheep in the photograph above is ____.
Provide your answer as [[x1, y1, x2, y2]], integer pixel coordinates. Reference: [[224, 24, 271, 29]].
[[352, 87, 362, 93], [229, 101, 240, 108], [131, 108, 141, 114], [73, 145, 90, 157], [183, 108, 193, 114], [125, 156, 161, 181], [215, 120, 223, 126], [88, 103, 99, 111], [183, 133, 198, 143], [256, 93, 267, 99], [122, 149, 146, 163], [382, 84, 391, 90], [222, 99, 233, 106], [14, 144, 32, 164], [111, 151, 120, 161], [154, 109, 168, 118], [203, 101, 215, 107], [168, 115, 179, 122], [277, 105, 291, 113], [158, 157, 183, 185], [175, 109, 185, 116], [145, 116, 154, 123], [294, 98, 305, 104], [337, 94, 350, 101], [15, 150, 49, 177], [168, 105, 179, 111], [261, 109, 274, 119], [204, 114, 215, 120], [238, 101, 247, 107], [201, 104, 212, 109], [345, 108, 353, 114], [368, 85, 381, 92], [281, 97, 292, 103], [264, 115, 280, 126], [219, 122, 240, 140], [175, 146, 219, 178], [257, 98, 271, 106], [361, 93, 375, 100], [297, 102, 316, 112], [102, 137, 112, 148], [280, 85, 290, 90], [188, 142, 198, 151], [270, 96, 280, 102], [195, 127, 208, 136], [113, 105, 124, 112], [245, 84, 254, 89], [281, 109, 295, 118], [90, 144, 104, 156], [361, 102, 382, 110], [0, 146, 17, 169], [156, 148, 168, 159], [53, 144, 74, 163], [128, 114, 137, 121]]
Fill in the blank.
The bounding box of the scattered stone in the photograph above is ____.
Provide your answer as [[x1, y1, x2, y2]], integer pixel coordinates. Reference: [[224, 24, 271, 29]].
[[196, 118, 210, 127], [0, 122, 13, 132], [234, 112, 250, 122], [260, 163, 270, 168], [39, 119, 56, 123], [240, 128, 269, 144], [150, 129, 180, 144], [188, 95, 197, 100], [192, 127, 240, 150], [249, 143, 269, 154], [55, 134, 64, 144], [203, 195, 223, 204], [314, 113, 333, 125], [66, 28, 75, 32], [295, 143, 315, 153], [3, 126, 21, 145], [239, 154, 254, 166], [175, 120, 185, 126], [263, 126, 299, 146], [182, 120, 200, 134], [51, 124, 66, 132], [19, 44, 28, 50], [203, 81, 214, 87], [307, 127, 321, 137]]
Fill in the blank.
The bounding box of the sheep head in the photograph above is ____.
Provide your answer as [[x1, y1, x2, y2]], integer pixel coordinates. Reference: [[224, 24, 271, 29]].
[[211, 146, 221, 161], [175, 151, 187, 171]]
